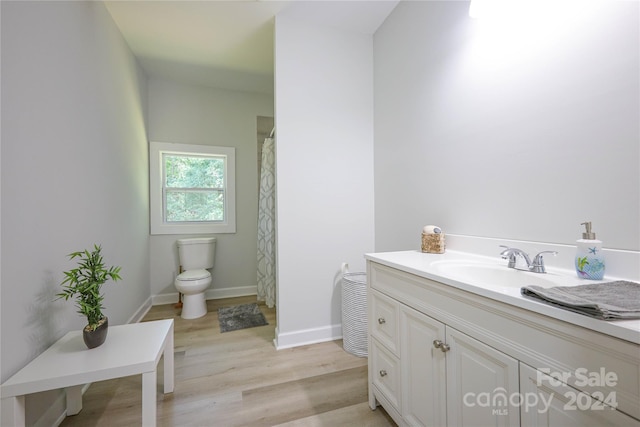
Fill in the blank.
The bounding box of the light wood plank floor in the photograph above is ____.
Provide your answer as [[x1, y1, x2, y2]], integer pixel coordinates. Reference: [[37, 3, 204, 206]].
[[60, 296, 396, 426]]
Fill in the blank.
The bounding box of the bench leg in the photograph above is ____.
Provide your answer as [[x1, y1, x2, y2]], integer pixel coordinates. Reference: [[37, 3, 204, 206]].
[[164, 322, 174, 394], [142, 370, 157, 427], [66, 385, 83, 415], [2, 396, 25, 427]]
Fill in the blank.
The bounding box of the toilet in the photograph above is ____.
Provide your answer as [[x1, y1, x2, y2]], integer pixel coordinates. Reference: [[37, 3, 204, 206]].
[[174, 237, 216, 319]]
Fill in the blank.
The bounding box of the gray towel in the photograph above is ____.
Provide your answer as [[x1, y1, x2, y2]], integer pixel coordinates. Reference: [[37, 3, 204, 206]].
[[521, 281, 640, 320]]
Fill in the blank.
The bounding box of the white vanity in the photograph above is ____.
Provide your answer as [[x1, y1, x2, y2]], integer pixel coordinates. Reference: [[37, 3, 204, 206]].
[[365, 250, 640, 427]]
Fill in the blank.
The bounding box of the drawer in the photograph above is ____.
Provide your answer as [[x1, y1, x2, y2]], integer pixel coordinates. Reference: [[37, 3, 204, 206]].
[[371, 337, 401, 412], [370, 289, 400, 355]]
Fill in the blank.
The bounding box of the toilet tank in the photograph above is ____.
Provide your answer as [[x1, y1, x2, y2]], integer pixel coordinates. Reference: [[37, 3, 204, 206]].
[[177, 237, 216, 271]]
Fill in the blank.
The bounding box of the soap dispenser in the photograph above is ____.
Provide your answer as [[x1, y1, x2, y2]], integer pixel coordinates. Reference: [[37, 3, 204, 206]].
[[575, 221, 605, 280]]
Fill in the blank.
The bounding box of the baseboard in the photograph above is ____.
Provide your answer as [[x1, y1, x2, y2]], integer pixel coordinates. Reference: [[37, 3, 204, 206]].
[[32, 392, 65, 427], [34, 384, 91, 427], [127, 296, 152, 324], [206, 285, 257, 300], [151, 285, 258, 306], [273, 324, 343, 350]]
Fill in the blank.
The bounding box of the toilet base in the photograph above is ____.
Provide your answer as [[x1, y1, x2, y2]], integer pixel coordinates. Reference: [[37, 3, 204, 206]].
[[180, 292, 207, 319]]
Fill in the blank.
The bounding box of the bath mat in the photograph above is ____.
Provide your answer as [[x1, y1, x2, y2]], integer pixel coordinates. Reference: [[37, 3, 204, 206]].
[[218, 303, 268, 333]]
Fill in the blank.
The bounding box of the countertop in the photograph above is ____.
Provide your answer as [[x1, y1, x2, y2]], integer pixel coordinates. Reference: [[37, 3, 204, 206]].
[[365, 250, 640, 345]]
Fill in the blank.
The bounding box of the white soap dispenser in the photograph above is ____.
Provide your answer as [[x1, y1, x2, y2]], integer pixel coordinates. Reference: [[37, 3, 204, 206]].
[[575, 221, 605, 280]]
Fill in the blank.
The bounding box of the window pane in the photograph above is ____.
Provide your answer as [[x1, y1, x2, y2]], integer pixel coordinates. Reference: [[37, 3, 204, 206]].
[[164, 155, 224, 189], [151, 142, 236, 234], [166, 190, 224, 222]]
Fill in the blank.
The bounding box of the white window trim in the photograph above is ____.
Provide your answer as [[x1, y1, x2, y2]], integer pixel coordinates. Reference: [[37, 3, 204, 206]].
[[150, 141, 236, 235]]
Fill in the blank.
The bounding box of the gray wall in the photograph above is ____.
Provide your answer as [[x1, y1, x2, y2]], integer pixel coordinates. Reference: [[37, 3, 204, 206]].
[[147, 77, 274, 297], [1, 1, 149, 424], [373, 1, 639, 252]]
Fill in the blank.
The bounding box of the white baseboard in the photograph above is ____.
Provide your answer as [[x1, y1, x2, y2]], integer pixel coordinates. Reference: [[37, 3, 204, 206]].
[[206, 285, 257, 300], [273, 324, 343, 350], [151, 285, 258, 306], [127, 296, 152, 324], [35, 384, 91, 427], [34, 392, 65, 427]]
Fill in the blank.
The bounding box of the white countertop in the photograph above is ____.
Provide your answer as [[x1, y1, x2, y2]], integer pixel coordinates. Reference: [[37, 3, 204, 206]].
[[365, 250, 640, 345]]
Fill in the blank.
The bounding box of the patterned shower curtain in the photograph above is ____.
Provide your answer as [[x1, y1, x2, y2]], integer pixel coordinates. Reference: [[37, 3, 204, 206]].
[[257, 135, 276, 308]]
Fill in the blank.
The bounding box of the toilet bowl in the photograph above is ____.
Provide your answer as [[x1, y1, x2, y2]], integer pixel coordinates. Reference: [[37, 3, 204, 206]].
[[175, 269, 211, 319], [175, 237, 216, 320]]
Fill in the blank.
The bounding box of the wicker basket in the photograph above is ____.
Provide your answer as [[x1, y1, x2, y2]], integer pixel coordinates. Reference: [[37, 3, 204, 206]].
[[422, 232, 445, 254], [342, 272, 368, 357]]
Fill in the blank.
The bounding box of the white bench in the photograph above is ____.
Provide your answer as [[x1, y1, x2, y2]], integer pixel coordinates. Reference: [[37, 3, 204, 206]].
[[1, 319, 174, 427]]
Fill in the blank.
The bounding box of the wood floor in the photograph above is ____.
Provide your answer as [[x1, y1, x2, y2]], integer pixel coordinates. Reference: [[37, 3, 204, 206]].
[[60, 296, 396, 426]]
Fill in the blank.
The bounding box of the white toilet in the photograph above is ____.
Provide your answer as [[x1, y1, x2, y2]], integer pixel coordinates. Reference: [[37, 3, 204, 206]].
[[174, 237, 216, 319]]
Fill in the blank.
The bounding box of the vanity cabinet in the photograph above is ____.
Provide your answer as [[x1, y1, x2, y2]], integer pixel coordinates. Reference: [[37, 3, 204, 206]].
[[371, 289, 519, 427], [366, 259, 640, 427]]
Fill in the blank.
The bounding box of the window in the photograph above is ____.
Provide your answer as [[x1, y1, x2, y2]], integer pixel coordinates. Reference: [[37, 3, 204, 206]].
[[150, 142, 236, 235]]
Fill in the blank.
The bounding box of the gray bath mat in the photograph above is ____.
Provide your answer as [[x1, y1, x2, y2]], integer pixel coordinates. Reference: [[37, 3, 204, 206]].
[[218, 303, 268, 333]]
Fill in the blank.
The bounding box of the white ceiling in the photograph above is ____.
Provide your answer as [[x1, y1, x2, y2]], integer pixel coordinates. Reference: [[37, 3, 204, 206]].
[[104, 1, 399, 94]]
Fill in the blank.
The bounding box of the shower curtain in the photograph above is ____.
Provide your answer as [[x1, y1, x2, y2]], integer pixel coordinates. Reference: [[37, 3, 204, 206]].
[[257, 134, 276, 308]]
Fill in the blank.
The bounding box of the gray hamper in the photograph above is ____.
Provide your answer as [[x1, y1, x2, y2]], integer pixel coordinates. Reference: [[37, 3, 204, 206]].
[[341, 270, 368, 357]]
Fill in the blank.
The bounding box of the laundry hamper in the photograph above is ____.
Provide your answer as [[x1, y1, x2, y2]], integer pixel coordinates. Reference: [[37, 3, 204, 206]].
[[341, 266, 368, 357]]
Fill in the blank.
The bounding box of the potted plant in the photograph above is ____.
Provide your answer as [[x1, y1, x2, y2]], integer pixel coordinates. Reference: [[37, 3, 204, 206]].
[[56, 244, 122, 349]]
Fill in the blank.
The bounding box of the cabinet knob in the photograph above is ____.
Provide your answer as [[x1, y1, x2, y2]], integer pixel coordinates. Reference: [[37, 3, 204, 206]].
[[378, 318, 386, 324], [379, 369, 387, 377], [433, 339, 450, 352]]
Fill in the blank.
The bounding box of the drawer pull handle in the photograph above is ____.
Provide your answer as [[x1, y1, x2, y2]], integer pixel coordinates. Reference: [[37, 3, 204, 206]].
[[433, 340, 450, 352], [379, 369, 388, 377], [378, 318, 386, 324]]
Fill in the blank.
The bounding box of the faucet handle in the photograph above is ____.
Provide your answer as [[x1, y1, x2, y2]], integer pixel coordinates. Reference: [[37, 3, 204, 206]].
[[531, 251, 558, 273], [499, 245, 517, 268]]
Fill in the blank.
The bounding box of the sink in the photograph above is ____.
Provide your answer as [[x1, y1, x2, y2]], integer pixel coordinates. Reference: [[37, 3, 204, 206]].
[[429, 259, 558, 288]]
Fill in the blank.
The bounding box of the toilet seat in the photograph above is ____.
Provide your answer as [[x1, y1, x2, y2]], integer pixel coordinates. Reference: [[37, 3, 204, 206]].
[[177, 269, 210, 281]]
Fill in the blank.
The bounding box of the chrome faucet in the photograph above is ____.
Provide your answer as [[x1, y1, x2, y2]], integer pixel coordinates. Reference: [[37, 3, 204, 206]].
[[499, 246, 531, 270], [499, 246, 558, 274]]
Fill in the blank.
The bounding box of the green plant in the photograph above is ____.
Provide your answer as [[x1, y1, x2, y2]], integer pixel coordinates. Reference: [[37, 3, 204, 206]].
[[577, 256, 589, 271], [56, 244, 122, 331]]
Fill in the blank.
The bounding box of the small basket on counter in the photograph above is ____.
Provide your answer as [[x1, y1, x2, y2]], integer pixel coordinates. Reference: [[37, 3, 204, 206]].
[[421, 225, 445, 254]]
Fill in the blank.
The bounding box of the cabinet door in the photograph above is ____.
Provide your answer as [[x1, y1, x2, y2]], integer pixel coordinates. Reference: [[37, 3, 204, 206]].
[[520, 363, 640, 427], [446, 328, 520, 427], [400, 305, 447, 427]]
